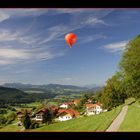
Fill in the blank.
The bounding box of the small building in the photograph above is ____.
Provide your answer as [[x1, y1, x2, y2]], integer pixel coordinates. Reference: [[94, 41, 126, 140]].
[[16, 111, 24, 120], [33, 108, 48, 122], [59, 102, 74, 109], [57, 109, 80, 121], [85, 103, 103, 116], [16, 110, 31, 120]]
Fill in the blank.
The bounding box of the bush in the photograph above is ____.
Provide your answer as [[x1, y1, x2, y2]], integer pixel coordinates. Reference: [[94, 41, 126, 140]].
[[6, 112, 16, 124], [29, 121, 39, 129], [0, 115, 7, 125]]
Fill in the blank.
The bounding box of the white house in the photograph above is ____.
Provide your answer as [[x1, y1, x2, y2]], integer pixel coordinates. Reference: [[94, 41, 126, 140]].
[[58, 113, 73, 121], [85, 103, 103, 116], [94, 104, 103, 114], [59, 104, 69, 109], [59, 102, 73, 109], [32, 108, 48, 122], [57, 109, 80, 121]]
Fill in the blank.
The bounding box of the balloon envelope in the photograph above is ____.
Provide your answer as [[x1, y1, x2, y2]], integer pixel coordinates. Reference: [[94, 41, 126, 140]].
[[65, 33, 77, 48]]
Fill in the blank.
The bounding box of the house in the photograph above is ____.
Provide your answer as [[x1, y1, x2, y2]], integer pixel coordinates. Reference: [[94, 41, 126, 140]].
[[33, 108, 48, 122], [17, 111, 24, 120], [16, 110, 31, 120], [85, 103, 103, 116], [59, 102, 74, 109], [57, 109, 80, 121], [73, 99, 80, 106]]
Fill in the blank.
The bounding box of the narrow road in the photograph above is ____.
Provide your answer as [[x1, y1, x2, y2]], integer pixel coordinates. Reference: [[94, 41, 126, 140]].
[[106, 105, 128, 132]]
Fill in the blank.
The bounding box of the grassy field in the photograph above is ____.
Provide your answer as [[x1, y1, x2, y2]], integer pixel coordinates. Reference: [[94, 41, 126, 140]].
[[0, 120, 23, 132], [29, 105, 122, 132], [125, 97, 136, 105], [26, 102, 41, 107], [119, 101, 140, 131]]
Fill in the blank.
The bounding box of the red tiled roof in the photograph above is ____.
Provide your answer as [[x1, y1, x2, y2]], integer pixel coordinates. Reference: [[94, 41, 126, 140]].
[[85, 103, 102, 108], [68, 109, 80, 117], [58, 109, 80, 117], [85, 104, 96, 108], [60, 102, 74, 106], [36, 108, 48, 114], [74, 100, 80, 104]]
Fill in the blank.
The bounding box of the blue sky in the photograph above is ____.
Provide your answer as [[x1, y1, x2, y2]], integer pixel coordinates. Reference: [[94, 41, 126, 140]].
[[0, 9, 140, 86]]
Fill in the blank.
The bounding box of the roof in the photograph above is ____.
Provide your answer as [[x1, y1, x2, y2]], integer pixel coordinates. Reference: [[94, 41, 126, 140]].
[[58, 109, 80, 117], [36, 108, 48, 114], [16, 110, 31, 115], [50, 106, 59, 113], [74, 99, 80, 103], [17, 111, 23, 115], [85, 103, 102, 108], [50, 106, 58, 110], [85, 104, 96, 108]]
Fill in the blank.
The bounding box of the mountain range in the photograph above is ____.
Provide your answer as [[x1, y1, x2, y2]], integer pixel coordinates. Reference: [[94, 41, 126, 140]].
[[2, 83, 90, 94]]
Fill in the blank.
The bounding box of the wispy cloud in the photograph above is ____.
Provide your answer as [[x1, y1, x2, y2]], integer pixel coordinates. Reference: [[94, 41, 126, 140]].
[[101, 41, 129, 53], [0, 48, 31, 59], [82, 17, 107, 26], [77, 34, 106, 45], [0, 9, 113, 66], [0, 12, 10, 22]]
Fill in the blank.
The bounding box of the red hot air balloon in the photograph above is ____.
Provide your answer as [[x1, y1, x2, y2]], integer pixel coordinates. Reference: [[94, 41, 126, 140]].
[[65, 33, 77, 48]]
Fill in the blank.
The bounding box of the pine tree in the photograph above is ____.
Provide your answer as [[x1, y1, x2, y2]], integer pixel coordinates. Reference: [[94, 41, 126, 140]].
[[21, 110, 31, 129]]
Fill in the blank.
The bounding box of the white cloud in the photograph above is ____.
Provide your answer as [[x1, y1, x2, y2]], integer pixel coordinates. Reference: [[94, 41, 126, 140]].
[[0, 60, 13, 65], [0, 48, 31, 59], [83, 17, 107, 26], [0, 12, 10, 22], [0, 9, 47, 19], [0, 30, 18, 41], [102, 41, 129, 53]]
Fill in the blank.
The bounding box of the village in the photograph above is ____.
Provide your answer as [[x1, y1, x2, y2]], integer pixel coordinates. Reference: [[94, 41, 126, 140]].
[[16, 98, 107, 128]]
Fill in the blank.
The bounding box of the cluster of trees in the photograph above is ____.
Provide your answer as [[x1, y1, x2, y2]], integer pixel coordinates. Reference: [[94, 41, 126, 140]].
[[0, 112, 16, 127], [99, 35, 140, 109]]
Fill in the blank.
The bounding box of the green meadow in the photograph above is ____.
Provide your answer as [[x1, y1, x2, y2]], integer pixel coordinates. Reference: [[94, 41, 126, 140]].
[[29, 105, 122, 132], [119, 101, 140, 131]]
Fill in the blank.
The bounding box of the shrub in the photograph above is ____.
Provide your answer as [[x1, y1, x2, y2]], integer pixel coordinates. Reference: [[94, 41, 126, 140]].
[[29, 121, 39, 129]]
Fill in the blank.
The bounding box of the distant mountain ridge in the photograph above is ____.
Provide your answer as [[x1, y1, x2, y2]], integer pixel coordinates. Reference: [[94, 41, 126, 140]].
[[2, 83, 88, 94], [2, 83, 87, 89]]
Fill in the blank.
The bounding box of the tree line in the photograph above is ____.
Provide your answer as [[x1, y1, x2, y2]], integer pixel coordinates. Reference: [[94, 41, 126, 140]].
[[100, 35, 140, 109]]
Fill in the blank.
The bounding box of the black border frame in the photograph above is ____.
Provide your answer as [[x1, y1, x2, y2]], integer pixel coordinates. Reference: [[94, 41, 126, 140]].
[[0, 0, 140, 140]]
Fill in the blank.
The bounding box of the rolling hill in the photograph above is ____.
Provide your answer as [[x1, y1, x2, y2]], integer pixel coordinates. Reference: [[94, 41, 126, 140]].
[[0, 86, 55, 103]]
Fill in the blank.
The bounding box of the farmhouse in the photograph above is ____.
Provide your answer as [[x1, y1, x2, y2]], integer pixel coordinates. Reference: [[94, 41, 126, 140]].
[[85, 103, 103, 116], [33, 108, 48, 122], [57, 109, 80, 121]]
